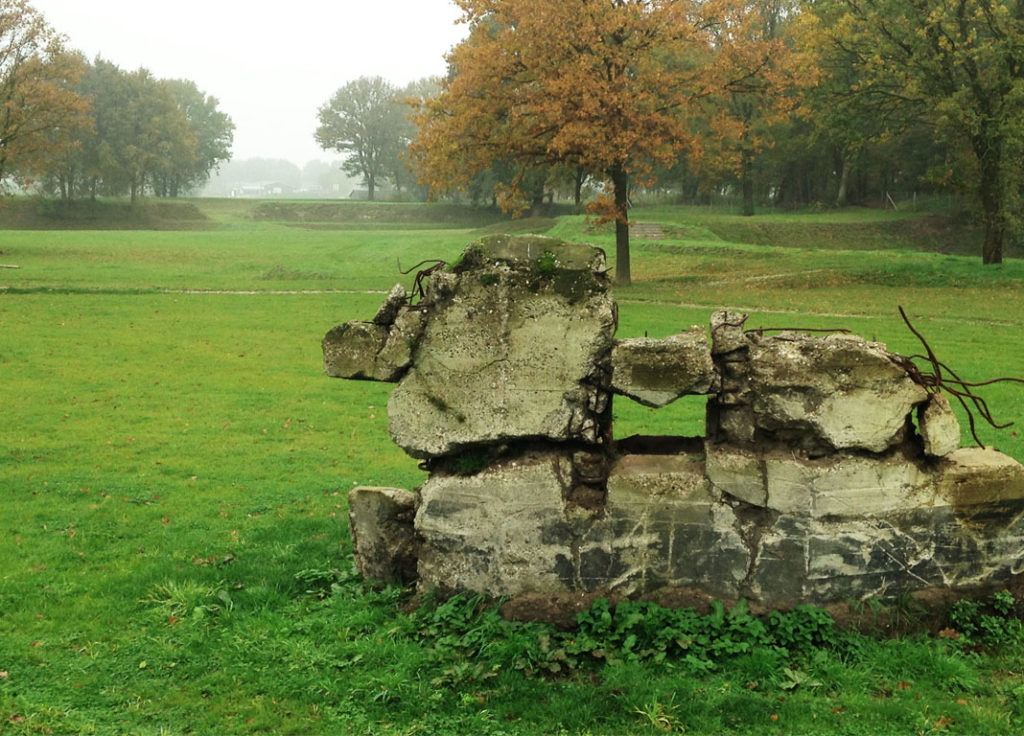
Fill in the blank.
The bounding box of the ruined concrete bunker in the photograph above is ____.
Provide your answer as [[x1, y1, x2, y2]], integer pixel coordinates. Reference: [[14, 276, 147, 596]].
[[324, 234, 1024, 613]]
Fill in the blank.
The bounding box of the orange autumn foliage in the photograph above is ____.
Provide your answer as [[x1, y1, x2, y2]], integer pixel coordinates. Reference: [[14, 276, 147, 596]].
[[0, 0, 90, 187], [411, 0, 804, 284]]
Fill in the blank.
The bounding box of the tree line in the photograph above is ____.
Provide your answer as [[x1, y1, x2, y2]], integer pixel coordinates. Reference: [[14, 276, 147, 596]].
[[3, 0, 1019, 271], [317, 0, 1023, 278], [0, 0, 233, 201]]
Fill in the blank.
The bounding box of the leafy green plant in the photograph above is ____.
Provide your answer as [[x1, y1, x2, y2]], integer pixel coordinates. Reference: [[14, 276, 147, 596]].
[[554, 598, 831, 671], [777, 667, 823, 691], [532, 250, 560, 277], [947, 590, 1024, 648], [767, 605, 838, 650], [293, 567, 343, 599]]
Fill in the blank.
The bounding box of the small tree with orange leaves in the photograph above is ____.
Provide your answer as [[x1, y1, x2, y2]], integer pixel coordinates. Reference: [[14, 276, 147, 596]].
[[0, 0, 89, 189], [412, 0, 727, 286], [691, 0, 817, 216]]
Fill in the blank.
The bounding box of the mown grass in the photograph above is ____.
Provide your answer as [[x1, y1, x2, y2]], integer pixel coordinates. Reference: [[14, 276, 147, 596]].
[[2, 200, 1024, 734]]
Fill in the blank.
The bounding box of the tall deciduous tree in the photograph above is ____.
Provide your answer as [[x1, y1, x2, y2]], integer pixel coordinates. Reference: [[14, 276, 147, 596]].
[[391, 77, 440, 198], [808, 0, 1024, 264], [152, 79, 234, 197], [693, 0, 815, 215], [87, 64, 188, 202], [0, 0, 89, 187], [412, 0, 738, 285], [315, 76, 408, 201]]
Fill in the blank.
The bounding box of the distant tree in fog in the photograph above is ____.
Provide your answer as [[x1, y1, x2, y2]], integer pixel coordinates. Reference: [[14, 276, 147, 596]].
[[315, 76, 409, 201]]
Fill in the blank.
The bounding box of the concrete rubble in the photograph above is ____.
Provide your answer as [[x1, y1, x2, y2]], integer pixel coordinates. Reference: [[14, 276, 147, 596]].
[[324, 234, 1024, 611]]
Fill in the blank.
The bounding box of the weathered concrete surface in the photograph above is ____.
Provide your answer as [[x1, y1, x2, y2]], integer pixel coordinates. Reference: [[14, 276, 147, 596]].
[[412, 443, 1024, 607], [706, 443, 935, 518], [598, 452, 749, 599], [611, 327, 716, 407], [710, 310, 748, 355], [919, 392, 962, 458], [323, 300, 428, 383], [323, 321, 388, 380], [415, 450, 581, 597], [937, 447, 1024, 507], [414, 448, 745, 599], [388, 236, 616, 459], [348, 487, 418, 584], [710, 330, 929, 453], [373, 284, 409, 326]]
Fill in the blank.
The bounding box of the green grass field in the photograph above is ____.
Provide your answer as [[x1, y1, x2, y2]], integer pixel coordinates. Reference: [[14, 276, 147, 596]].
[[2, 199, 1024, 734]]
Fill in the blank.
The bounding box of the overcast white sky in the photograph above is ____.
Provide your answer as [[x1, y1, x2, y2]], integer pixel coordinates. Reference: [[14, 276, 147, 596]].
[[30, 0, 467, 165]]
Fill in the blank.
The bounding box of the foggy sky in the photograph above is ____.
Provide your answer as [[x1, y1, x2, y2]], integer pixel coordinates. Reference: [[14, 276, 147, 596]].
[[28, 0, 467, 165]]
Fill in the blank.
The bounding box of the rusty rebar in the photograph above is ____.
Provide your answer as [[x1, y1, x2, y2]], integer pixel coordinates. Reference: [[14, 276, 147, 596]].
[[396, 259, 446, 304], [897, 306, 1021, 447]]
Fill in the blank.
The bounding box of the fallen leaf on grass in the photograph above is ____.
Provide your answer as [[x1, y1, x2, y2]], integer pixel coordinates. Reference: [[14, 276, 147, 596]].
[[0, 670, 8, 679]]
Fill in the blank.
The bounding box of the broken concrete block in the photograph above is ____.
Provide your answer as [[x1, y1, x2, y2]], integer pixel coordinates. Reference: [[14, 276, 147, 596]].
[[706, 443, 766, 507], [918, 392, 961, 457], [323, 322, 389, 380], [348, 487, 418, 584], [713, 331, 929, 453], [602, 452, 749, 599], [611, 327, 716, 407], [323, 303, 427, 383], [710, 310, 748, 355], [936, 447, 1024, 507], [415, 451, 577, 597], [388, 236, 617, 459], [768, 450, 930, 518], [373, 283, 408, 325], [375, 307, 428, 380]]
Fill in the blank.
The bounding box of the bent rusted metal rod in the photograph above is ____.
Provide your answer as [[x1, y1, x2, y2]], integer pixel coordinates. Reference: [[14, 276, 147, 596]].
[[396, 259, 446, 304], [897, 305, 1021, 447], [397, 258, 446, 275]]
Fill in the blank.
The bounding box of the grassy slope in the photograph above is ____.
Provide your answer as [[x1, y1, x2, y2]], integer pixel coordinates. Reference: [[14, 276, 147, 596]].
[[1, 200, 1023, 734]]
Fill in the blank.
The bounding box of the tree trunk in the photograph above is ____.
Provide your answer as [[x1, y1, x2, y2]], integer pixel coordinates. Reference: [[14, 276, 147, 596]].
[[611, 164, 631, 286], [835, 157, 851, 207], [982, 220, 1004, 265], [977, 149, 1004, 265], [574, 166, 585, 209], [367, 175, 376, 202], [741, 149, 754, 216], [978, 161, 1003, 264]]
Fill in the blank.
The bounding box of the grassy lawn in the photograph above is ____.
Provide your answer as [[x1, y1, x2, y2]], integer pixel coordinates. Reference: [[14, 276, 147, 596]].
[[1, 199, 1023, 734]]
